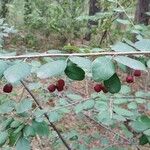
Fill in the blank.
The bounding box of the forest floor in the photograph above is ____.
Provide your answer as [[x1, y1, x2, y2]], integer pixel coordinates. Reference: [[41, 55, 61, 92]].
[[30, 75, 150, 150], [1, 36, 150, 150]]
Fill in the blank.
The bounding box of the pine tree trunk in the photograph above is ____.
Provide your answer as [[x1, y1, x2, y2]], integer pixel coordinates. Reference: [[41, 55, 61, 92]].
[[85, 0, 101, 41], [134, 0, 150, 25]]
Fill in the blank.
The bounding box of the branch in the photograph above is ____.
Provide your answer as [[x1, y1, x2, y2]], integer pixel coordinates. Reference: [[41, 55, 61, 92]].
[[0, 51, 150, 60], [20, 81, 72, 150]]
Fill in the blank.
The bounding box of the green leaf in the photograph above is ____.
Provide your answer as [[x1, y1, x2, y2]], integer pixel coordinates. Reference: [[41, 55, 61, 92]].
[[120, 124, 133, 138], [83, 100, 95, 110], [120, 85, 131, 94], [33, 109, 45, 120], [1, 118, 14, 130], [48, 111, 60, 122], [9, 130, 22, 146], [111, 42, 135, 52], [114, 56, 146, 71], [147, 59, 150, 68], [37, 60, 67, 79], [95, 101, 108, 111], [4, 62, 31, 83], [92, 57, 115, 81], [97, 111, 113, 125], [0, 131, 8, 146], [69, 56, 92, 71], [23, 125, 35, 137], [74, 103, 84, 114], [113, 114, 126, 121], [139, 134, 149, 145], [58, 98, 68, 106], [135, 98, 146, 104], [117, 63, 127, 72], [16, 137, 31, 150], [113, 8, 124, 12], [116, 19, 130, 25], [10, 120, 22, 128], [66, 94, 82, 101], [32, 120, 49, 136], [143, 129, 150, 136], [0, 101, 15, 114], [113, 106, 134, 117], [0, 60, 9, 77], [127, 102, 137, 110], [135, 91, 150, 98], [134, 39, 150, 51], [65, 61, 85, 81], [131, 116, 150, 132], [14, 124, 25, 134], [16, 99, 32, 114], [114, 98, 128, 105], [104, 73, 121, 93]]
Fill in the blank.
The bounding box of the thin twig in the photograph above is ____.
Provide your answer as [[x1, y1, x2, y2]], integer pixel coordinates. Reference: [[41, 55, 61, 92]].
[[48, 97, 90, 113], [20, 80, 72, 150], [116, 0, 135, 27], [85, 79, 89, 98], [18, 87, 25, 102], [0, 51, 150, 60]]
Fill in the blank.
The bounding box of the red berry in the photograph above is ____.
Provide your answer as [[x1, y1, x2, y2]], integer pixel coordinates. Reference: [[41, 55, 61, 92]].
[[47, 84, 56, 92], [56, 85, 64, 92], [57, 79, 65, 87], [126, 76, 134, 83], [94, 84, 102, 92], [3, 83, 13, 93], [134, 70, 141, 77]]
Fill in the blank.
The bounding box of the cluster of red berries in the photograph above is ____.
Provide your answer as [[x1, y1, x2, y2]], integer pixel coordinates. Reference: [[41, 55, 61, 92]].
[[3, 83, 13, 93], [47, 79, 65, 93], [94, 84, 108, 93], [126, 70, 141, 84], [2, 70, 142, 94]]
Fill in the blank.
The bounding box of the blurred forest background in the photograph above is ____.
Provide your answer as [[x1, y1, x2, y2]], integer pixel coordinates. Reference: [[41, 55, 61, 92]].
[[0, 0, 150, 52]]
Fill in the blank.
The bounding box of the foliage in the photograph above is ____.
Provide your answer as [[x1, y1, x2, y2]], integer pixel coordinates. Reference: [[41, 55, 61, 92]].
[[0, 37, 150, 149], [0, 18, 17, 48], [0, 0, 150, 149]]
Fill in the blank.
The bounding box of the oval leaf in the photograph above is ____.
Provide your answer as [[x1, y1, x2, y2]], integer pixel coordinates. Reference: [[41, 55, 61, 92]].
[[65, 61, 85, 81], [92, 57, 115, 81], [4, 62, 31, 83], [0, 131, 8, 146], [0, 60, 9, 77], [16, 99, 32, 114], [69, 56, 92, 71], [114, 106, 134, 117], [32, 120, 49, 136], [16, 137, 31, 150], [37, 60, 67, 79], [111, 42, 135, 52], [104, 73, 121, 93], [114, 56, 146, 71], [134, 39, 150, 51], [131, 116, 150, 132], [0, 101, 15, 114]]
